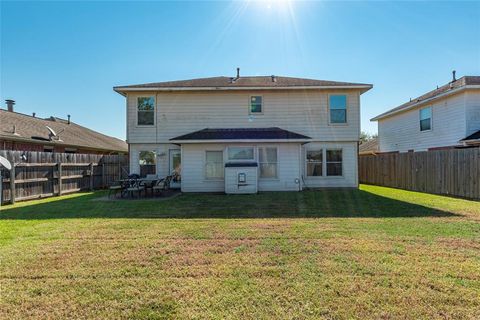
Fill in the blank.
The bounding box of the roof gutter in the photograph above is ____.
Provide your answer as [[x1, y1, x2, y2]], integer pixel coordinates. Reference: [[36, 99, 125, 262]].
[[371, 85, 480, 121], [114, 85, 373, 94], [169, 139, 312, 144], [0, 134, 128, 153]]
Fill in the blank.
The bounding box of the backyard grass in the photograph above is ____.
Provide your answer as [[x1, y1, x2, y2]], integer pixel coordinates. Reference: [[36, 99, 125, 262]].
[[0, 185, 479, 319]]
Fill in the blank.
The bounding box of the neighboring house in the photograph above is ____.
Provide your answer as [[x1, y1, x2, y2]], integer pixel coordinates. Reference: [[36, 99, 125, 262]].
[[114, 71, 372, 192], [371, 73, 480, 152], [0, 100, 128, 154], [359, 138, 379, 155]]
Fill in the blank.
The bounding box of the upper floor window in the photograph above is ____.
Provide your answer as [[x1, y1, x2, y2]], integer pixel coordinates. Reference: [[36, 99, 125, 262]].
[[329, 95, 347, 124], [250, 96, 263, 114], [228, 147, 254, 161], [137, 97, 155, 126], [258, 147, 278, 179], [420, 107, 432, 131]]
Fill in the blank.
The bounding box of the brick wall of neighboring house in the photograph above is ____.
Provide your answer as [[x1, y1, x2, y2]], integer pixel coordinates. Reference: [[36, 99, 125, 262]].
[[0, 139, 110, 155]]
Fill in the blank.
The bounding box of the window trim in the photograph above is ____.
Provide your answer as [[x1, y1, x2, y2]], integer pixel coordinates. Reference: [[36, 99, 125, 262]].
[[136, 96, 156, 127], [248, 95, 264, 115], [305, 148, 344, 178], [258, 146, 279, 180], [227, 146, 255, 162], [419, 106, 432, 132], [326, 148, 344, 177], [204, 150, 224, 181], [328, 94, 348, 126]]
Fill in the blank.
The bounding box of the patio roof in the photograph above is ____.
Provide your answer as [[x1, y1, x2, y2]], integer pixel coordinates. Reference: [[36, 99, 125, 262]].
[[170, 127, 311, 143]]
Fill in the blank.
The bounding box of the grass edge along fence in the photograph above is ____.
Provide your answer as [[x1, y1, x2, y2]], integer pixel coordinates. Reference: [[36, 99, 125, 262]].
[[0, 150, 129, 204], [359, 147, 480, 200]]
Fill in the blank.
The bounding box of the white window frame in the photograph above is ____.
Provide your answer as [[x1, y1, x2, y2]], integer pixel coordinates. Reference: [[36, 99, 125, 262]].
[[419, 106, 432, 132], [328, 94, 348, 125], [137, 96, 156, 127], [249, 95, 264, 115], [205, 150, 224, 180], [227, 146, 255, 162], [325, 149, 343, 177], [305, 148, 323, 177], [258, 146, 279, 180]]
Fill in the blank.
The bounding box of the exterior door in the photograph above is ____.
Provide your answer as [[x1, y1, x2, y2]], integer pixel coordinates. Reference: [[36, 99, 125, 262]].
[[169, 149, 181, 188]]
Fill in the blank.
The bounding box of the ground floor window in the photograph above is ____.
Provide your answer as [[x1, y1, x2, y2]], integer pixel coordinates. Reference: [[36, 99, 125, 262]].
[[258, 147, 278, 178], [306, 149, 323, 176], [139, 151, 156, 177], [205, 151, 224, 179], [326, 149, 343, 176]]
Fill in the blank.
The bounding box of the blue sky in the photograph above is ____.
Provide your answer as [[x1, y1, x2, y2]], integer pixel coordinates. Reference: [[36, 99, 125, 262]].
[[1, 1, 479, 140]]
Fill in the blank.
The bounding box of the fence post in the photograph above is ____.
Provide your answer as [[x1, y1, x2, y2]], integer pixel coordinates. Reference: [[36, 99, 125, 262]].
[[89, 163, 94, 191], [102, 162, 105, 189], [10, 165, 15, 204], [58, 162, 63, 196]]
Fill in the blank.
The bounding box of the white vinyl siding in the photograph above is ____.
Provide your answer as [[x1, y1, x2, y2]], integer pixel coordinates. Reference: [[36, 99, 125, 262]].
[[129, 143, 179, 177], [181, 143, 302, 192], [126, 90, 361, 144], [465, 90, 480, 137], [378, 92, 468, 152]]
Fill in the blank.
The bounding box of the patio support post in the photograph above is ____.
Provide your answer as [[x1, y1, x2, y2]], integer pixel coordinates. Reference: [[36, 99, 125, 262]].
[[102, 162, 105, 189]]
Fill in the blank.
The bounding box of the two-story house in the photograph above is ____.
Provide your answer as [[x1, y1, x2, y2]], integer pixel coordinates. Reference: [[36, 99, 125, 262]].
[[114, 71, 372, 192], [371, 73, 480, 153]]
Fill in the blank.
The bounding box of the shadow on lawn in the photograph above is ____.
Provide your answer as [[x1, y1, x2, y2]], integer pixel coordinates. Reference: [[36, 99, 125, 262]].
[[0, 188, 460, 220]]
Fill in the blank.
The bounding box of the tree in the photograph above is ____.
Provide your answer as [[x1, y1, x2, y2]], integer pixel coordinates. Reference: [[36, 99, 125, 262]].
[[360, 131, 377, 144]]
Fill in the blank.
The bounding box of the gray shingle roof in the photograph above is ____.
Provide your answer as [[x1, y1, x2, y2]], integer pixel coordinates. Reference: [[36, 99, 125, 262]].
[[461, 130, 480, 141], [114, 76, 372, 91], [170, 127, 311, 141], [359, 139, 379, 155], [372, 76, 480, 121], [0, 109, 128, 152]]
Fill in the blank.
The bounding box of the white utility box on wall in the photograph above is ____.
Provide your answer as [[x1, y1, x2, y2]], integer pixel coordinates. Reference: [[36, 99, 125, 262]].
[[224, 162, 258, 194]]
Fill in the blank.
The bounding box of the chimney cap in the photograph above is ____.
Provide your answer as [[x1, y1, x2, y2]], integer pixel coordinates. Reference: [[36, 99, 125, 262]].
[[5, 99, 15, 112]]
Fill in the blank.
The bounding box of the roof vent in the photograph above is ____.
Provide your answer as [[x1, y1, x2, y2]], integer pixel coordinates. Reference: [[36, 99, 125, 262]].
[[12, 125, 20, 136], [32, 112, 36, 118], [5, 99, 15, 112], [236, 67, 240, 78], [271, 75, 276, 82], [67, 114, 71, 124], [452, 70, 456, 82]]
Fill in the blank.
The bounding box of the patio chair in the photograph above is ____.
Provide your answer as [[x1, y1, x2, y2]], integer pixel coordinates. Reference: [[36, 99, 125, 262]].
[[125, 179, 145, 198], [152, 175, 173, 195]]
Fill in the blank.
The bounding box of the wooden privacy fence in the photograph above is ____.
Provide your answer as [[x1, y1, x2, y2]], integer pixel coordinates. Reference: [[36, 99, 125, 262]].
[[0, 150, 129, 204], [359, 148, 480, 200]]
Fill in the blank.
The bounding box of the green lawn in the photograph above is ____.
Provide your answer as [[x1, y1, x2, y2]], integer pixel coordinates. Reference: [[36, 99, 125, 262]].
[[0, 185, 479, 319]]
